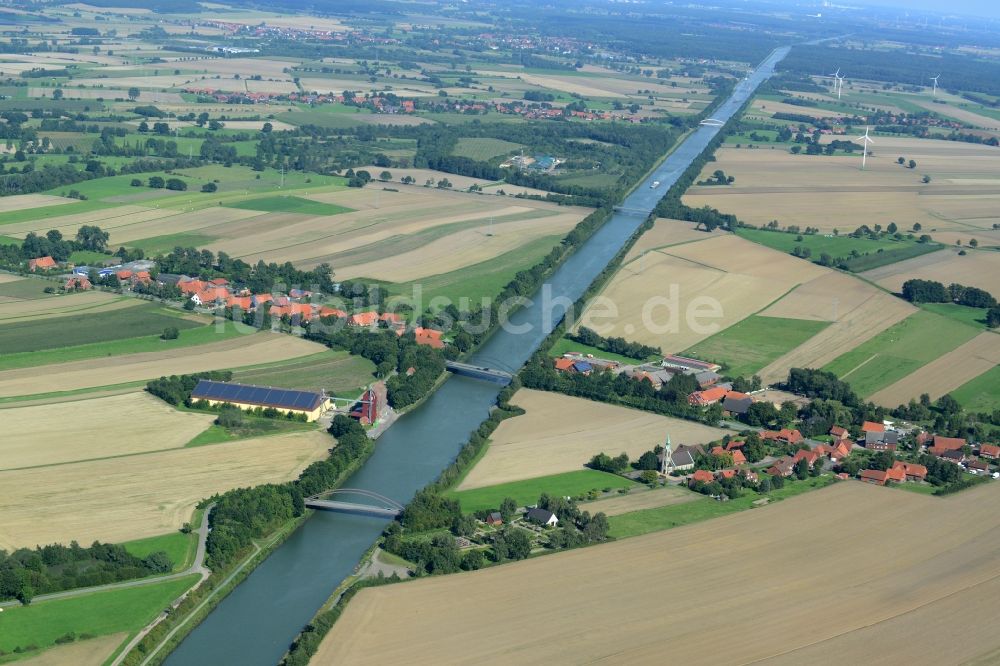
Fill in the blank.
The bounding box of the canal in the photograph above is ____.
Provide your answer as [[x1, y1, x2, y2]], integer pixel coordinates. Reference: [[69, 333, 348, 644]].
[[165, 46, 789, 666]]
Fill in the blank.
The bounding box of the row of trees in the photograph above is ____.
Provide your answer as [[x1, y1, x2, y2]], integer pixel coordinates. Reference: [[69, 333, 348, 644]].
[[901, 278, 997, 310], [567, 326, 660, 360], [155, 246, 336, 295], [1, 541, 173, 605], [146, 371, 233, 406]]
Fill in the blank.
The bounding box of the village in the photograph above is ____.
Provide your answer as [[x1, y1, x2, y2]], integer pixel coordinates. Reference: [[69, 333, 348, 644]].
[[550, 348, 1000, 494]]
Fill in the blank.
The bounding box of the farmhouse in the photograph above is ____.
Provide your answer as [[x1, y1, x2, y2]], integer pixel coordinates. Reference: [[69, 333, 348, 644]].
[[688, 469, 715, 486], [191, 287, 231, 306], [525, 508, 558, 526], [28, 255, 57, 271], [348, 311, 379, 327], [761, 428, 804, 446], [485, 512, 503, 527], [688, 386, 729, 407], [829, 425, 850, 441], [190, 379, 330, 421], [413, 327, 445, 349], [862, 421, 886, 434], [64, 275, 92, 291], [979, 444, 1000, 460], [816, 440, 851, 462], [928, 435, 967, 457], [791, 448, 821, 467], [893, 461, 928, 481], [765, 457, 795, 477]]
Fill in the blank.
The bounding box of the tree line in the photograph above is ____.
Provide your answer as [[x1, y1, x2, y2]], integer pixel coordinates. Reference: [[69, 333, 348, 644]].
[[567, 326, 660, 360], [0, 541, 173, 605]]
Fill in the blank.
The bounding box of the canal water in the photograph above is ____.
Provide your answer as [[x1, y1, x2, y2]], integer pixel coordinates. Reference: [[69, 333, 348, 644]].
[[166, 46, 789, 666]]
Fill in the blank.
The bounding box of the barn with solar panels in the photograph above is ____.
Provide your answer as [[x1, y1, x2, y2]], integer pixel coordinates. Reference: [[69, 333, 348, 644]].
[[189, 379, 331, 422]]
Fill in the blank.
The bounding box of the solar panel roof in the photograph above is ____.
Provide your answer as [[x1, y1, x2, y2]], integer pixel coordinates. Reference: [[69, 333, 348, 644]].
[[191, 379, 324, 411]]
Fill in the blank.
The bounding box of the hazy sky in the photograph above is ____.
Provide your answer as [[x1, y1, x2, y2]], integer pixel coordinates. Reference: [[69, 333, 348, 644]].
[[847, 0, 1000, 20]]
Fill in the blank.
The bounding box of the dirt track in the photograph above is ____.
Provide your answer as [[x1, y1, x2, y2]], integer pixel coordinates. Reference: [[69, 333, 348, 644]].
[[315, 481, 1000, 665]]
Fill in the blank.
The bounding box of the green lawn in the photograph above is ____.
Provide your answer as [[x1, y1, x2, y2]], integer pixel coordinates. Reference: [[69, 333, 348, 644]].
[[67, 249, 114, 265], [446, 470, 636, 514], [682, 315, 829, 377], [387, 234, 566, 305], [0, 278, 60, 300], [184, 418, 317, 448], [608, 476, 835, 539], [548, 335, 659, 365], [0, 304, 206, 355], [231, 349, 376, 396], [128, 232, 219, 256], [452, 137, 522, 160], [224, 195, 353, 216], [735, 227, 940, 271], [122, 532, 195, 573], [0, 319, 247, 371], [0, 575, 199, 655], [0, 198, 112, 227], [919, 302, 991, 329], [951, 365, 1000, 413], [823, 310, 981, 397]]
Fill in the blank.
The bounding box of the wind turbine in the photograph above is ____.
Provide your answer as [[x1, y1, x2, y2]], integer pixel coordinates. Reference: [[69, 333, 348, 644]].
[[930, 74, 940, 97], [828, 68, 844, 100], [856, 126, 874, 170]]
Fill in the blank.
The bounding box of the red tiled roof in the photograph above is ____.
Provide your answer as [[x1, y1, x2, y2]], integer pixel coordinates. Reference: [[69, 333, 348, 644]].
[[210, 277, 229, 285], [792, 448, 820, 465], [179, 279, 206, 294], [862, 421, 885, 433], [227, 296, 253, 310], [932, 435, 966, 451], [64, 275, 92, 290], [379, 312, 404, 324], [689, 469, 715, 484], [859, 469, 887, 484], [731, 450, 747, 465], [688, 386, 728, 406], [28, 256, 57, 270], [980, 444, 1000, 459], [414, 327, 444, 349], [319, 307, 347, 319], [348, 311, 379, 326], [554, 358, 576, 371], [830, 425, 848, 438]]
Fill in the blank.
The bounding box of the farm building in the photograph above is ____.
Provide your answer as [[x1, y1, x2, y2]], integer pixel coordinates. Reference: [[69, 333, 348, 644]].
[[190, 379, 330, 421], [28, 256, 57, 271]]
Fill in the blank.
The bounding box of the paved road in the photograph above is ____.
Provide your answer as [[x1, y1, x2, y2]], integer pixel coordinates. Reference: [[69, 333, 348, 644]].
[[0, 504, 213, 610]]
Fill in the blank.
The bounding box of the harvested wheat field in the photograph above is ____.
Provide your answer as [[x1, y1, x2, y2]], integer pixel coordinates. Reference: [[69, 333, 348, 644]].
[[0, 430, 330, 549], [315, 481, 1000, 666], [0, 291, 138, 323], [577, 235, 820, 352], [755, 272, 916, 385], [206, 188, 586, 277], [0, 332, 324, 397], [0, 193, 74, 213], [0, 393, 214, 470], [862, 247, 1000, 296], [18, 633, 126, 666], [577, 487, 698, 516], [868, 332, 1000, 407], [623, 218, 718, 262], [457, 389, 725, 490], [683, 140, 1000, 233]]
